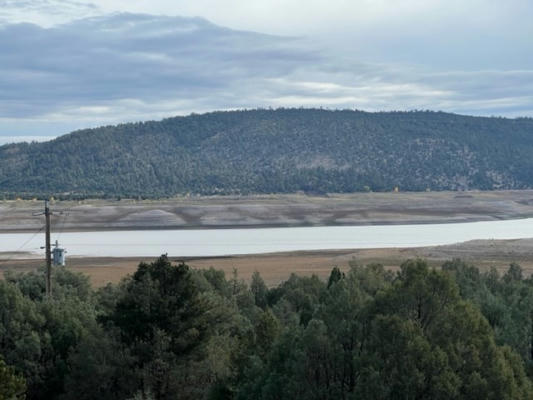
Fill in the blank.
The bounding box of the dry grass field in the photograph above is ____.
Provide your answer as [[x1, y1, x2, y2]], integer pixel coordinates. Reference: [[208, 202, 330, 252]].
[[3, 238, 533, 288]]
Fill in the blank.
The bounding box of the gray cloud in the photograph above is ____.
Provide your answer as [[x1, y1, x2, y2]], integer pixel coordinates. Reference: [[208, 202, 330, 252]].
[[0, 0, 99, 26], [0, 14, 320, 126], [0, 12, 532, 137]]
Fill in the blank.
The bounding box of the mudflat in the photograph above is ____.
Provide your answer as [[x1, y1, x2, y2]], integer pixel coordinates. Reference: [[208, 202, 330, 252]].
[[2, 190, 533, 233]]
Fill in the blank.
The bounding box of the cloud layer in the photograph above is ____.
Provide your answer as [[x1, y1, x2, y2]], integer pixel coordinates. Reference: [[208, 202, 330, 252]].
[[0, 3, 532, 137], [0, 0, 99, 26]]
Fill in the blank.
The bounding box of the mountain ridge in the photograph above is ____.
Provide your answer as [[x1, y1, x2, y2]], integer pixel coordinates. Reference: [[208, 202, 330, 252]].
[[1, 108, 533, 198]]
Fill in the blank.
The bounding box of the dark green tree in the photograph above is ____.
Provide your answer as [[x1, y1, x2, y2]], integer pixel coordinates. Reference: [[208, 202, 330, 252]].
[[326, 266, 343, 288], [107, 255, 239, 399], [0, 357, 26, 400], [250, 271, 268, 309]]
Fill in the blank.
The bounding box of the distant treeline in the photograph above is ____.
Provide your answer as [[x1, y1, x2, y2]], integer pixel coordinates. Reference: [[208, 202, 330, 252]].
[[2, 256, 533, 399], [1, 109, 533, 199]]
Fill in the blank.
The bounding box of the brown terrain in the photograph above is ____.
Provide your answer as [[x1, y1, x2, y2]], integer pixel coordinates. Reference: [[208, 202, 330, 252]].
[[2, 190, 533, 287], [2, 190, 533, 233]]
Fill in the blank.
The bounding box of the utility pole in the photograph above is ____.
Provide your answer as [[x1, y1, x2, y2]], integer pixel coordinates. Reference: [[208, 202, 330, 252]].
[[44, 200, 52, 298], [36, 200, 53, 298], [35, 200, 68, 298]]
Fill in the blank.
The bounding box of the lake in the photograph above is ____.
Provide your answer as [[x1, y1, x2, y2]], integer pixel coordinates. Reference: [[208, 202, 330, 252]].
[[1, 217, 533, 258]]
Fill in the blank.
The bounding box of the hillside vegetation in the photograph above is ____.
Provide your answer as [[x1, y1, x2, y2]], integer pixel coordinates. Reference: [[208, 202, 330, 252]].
[[1, 109, 533, 198]]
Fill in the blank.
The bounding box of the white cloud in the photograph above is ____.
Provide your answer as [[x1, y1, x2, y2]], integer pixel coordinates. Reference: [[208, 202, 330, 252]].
[[88, 0, 531, 36], [0, 0, 100, 26], [0, 2, 532, 138]]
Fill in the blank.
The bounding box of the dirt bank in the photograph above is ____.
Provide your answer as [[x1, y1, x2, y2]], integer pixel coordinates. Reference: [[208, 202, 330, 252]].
[[2, 190, 533, 233], [2, 238, 533, 288]]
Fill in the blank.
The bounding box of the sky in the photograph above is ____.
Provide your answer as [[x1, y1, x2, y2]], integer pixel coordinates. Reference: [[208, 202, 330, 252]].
[[0, 0, 532, 142]]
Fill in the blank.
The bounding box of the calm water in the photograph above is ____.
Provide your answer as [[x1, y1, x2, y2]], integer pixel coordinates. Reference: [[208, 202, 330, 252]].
[[2, 218, 533, 258]]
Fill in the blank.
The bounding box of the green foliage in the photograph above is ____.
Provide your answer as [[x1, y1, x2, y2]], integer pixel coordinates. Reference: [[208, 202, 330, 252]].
[[254, 309, 280, 357], [0, 357, 26, 400], [0, 280, 43, 397], [240, 261, 533, 399], [326, 266, 343, 288], [250, 272, 268, 309], [102, 255, 242, 399], [2, 109, 533, 198], [443, 259, 533, 375], [62, 326, 136, 400], [5, 267, 92, 302], [0, 270, 98, 399], [109, 256, 201, 347], [3, 257, 533, 399]]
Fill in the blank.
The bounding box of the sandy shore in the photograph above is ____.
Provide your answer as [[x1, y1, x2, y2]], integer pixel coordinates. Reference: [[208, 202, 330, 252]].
[[2, 238, 533, 287], [2, 190, 533, 233]]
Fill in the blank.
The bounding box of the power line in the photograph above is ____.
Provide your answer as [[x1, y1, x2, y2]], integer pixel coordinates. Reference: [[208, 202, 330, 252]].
[[2, 200, 69, 298], [55, 210, 70, 242], [0, 224, 46, 264]]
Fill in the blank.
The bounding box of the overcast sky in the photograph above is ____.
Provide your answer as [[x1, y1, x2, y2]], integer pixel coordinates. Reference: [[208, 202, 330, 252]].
[[1, 0, 532, 142]]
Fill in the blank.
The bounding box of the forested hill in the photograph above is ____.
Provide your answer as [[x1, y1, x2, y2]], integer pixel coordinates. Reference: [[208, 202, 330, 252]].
[[1, 109, 533, 198]]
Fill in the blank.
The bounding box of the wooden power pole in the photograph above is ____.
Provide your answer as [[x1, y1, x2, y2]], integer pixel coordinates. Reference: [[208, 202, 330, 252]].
[[36, 199, 67, 298], [34, 199, 59, 298], [44, 200, 52, 297]]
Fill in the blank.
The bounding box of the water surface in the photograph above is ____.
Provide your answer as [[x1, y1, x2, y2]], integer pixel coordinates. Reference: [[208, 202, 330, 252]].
[[2, 218, 533, 258]]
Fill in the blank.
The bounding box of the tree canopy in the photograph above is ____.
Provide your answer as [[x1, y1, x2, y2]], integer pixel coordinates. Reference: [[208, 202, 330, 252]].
[[1, 109, 533, 198], [1, 257, 533, 399]]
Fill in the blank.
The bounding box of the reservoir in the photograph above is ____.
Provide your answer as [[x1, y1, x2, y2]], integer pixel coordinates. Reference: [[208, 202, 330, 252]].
[[1, 217, 533, 258]]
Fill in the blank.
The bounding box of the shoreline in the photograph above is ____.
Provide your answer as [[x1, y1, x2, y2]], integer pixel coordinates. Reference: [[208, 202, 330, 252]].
[[3, 190, 533, 286], [2, 190, 533, 233], [3, 238, 533, 287], [0, 214, 531, 234]]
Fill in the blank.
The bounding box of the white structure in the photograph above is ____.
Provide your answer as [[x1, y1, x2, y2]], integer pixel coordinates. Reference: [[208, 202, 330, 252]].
[[52, 240, 67, 266]]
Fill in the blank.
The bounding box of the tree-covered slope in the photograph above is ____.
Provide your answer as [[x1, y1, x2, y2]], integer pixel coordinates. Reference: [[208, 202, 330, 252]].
[[1, 109, 533, 197]]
